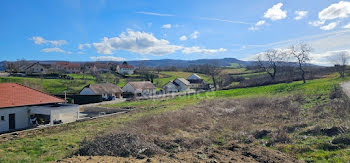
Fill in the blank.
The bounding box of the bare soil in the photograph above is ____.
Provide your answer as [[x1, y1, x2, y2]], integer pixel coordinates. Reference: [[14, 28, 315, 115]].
[[58, 142, 300, 163]]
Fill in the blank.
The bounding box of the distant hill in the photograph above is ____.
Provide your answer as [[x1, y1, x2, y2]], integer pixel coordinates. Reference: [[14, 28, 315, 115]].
[[4, 58, 251, 68], [126, 58, 250, 68]]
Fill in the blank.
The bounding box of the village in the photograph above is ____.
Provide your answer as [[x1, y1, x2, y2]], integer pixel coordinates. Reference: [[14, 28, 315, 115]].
[[0, 61, 213, 133]]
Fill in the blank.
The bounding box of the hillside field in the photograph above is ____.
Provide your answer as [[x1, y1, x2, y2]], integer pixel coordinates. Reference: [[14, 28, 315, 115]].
[[0, 75, 349, 162]]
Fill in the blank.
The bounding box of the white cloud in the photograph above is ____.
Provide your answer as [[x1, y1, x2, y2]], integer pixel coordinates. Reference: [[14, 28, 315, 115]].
[[294, 11, 308, 20], [161, 24, 171, 29], [179, 35, 187, 41], [77, 51, 85, 54], [308, 20, 325, 27], [40, 47, 66, 53], [182, 46, 227, 54], [320, 22, 338, 30], [255, 20, 266, 26], [90, 56, 126, 61], [310, 50, 350, 65], [31, 36, 67, 46], [136, 11, 174, 17], [343, 23, 350, 28], [190, 31, 199, 39], [263, 3, 287, 21], [319, 1, 350, 20], [78, 43, 91, 50], [92, 30, 182, 55]]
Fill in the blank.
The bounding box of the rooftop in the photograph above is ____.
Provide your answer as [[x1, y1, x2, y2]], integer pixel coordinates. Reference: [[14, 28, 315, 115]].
[[0, 83, 65, 108]]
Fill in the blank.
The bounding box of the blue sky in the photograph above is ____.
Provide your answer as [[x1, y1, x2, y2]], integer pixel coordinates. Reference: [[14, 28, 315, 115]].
[[1, 0, 350, 65]]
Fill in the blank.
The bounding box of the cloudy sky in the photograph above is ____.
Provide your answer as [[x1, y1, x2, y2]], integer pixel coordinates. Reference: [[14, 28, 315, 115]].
[[1, 0, 350, 65]]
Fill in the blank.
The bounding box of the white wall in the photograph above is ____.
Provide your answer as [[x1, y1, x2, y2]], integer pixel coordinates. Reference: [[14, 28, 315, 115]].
[[50, 105, 79, 124], [163, 82, 178, 93], [119, 68, 134, 75], [30, 104, 79, 125], [0, 107, 29, 133]]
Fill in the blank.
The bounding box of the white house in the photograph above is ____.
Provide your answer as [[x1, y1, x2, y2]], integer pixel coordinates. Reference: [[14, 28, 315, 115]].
[[162, 81, 179, 94], [122, 81, 156, 96], [80, 83, 123, 100], [24, 62, 51, 74], [0, 83, 79, 133], [117, 63, 135, 75], [162, 78, 191, 93], [173, 78, 191, 91]]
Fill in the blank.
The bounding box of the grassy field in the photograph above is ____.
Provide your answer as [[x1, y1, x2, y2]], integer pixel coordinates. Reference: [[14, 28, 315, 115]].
[[0, 76, 96, 94], [153, 71, 212, 87], [0, 75, 349, 162]]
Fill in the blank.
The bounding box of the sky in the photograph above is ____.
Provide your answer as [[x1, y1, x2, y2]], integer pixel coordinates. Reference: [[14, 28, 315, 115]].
[[1, 0, 350, 65]]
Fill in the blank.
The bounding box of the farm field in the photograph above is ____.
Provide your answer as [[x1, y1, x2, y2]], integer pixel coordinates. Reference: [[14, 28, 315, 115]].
[[0, 76, 349, 162]]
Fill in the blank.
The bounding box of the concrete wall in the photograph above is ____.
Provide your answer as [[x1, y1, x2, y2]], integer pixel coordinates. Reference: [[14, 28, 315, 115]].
[[0, 107, 29, 133], [50, 105, 79, 124], [30, 104, 79, 125]]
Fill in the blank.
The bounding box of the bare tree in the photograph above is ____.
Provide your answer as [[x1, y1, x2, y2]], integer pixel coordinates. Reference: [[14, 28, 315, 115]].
[[329, 51, 349, 78], [289, 43, 312, 84], [256, 49, 287, 81], [203, 63, 220, 90]]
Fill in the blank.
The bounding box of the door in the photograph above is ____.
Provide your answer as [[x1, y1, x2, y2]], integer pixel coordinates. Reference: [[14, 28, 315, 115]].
[[9, 114, 15, 130]]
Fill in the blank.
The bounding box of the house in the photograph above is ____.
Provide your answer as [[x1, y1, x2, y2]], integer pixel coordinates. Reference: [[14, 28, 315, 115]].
[[162, 81, 179, 94], [80, 83, 123, 100], [117, 62, 135, 75], [0, 83, 79, 133], [162, 78, 191, 93], [187, 73, 204, 84], [122, 81, 156, 96], [95, 63, 110, 73], [24, 62, 51, 74], [55, 62, 81, 74], [174, 78, 191, 91]]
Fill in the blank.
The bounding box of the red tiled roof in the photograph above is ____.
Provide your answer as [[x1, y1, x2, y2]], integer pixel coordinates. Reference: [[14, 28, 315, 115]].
[[0, 83, 65, 108]]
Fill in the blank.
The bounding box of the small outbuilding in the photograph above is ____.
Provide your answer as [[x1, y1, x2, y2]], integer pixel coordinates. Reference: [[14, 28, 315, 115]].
[[163, 78, 191, 93], [0, 83, 79, 133], [80, 83, 123, 100]]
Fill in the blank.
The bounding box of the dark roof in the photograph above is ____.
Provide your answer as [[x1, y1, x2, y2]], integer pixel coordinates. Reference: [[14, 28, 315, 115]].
[[128, 81, 156, 90], [86, 83, 122, 94], [0, 83, 65, 108]]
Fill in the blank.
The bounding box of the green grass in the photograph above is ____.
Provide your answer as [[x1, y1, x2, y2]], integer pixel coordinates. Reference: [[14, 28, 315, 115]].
[[153, 71, 212, 87], [0, 76, 96, 94], [0, 76, 348, 162]]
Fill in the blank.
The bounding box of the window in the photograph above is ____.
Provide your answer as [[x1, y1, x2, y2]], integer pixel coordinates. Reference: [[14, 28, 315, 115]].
[[1, 116, 4, 121]]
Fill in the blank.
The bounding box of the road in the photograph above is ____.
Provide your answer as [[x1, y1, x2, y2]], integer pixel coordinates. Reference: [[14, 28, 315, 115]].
[[341, 82, 350, 98]]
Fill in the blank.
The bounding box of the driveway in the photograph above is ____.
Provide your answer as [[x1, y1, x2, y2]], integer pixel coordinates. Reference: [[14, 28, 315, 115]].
[[79, 98, 126, 108], [341, 82, 350, 98]]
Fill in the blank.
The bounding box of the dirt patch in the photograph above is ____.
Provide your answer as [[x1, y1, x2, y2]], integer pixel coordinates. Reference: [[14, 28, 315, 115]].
[[59, 143, 301, 163]]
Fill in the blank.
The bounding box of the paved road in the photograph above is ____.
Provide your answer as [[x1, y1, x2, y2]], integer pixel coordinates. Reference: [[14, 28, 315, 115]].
[[79, 98, 126, 108], [341, 82, 350, 98]]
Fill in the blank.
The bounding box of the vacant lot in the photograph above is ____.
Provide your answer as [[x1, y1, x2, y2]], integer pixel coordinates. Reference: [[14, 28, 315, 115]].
[[0, 76, 349, 162]]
